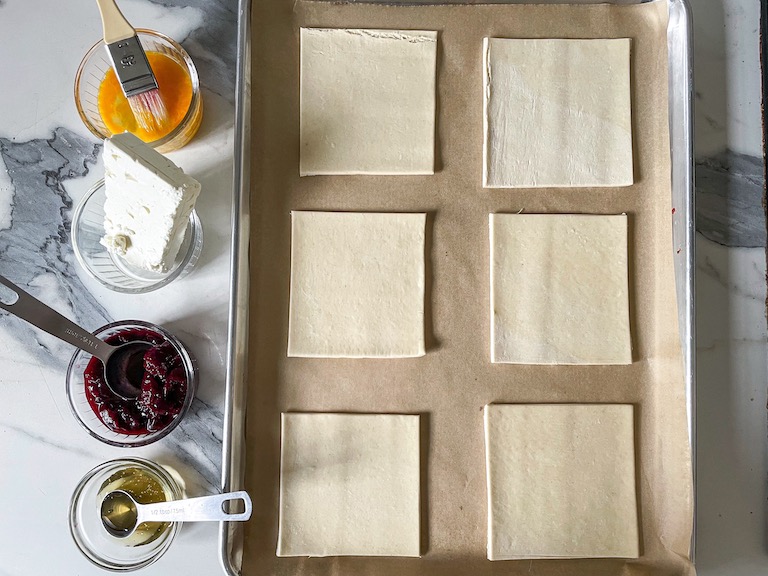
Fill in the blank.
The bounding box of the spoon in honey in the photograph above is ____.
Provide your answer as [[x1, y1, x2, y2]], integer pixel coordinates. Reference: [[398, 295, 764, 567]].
[[100, 490, 253, 538], [0, 274, 150, 399]]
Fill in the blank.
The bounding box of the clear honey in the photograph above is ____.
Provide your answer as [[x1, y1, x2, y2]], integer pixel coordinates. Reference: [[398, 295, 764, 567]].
[[98, 466, 170, 547]]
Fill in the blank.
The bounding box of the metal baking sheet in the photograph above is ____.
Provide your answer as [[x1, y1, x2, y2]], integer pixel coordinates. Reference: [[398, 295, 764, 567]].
[[219, 0, 696, 573]]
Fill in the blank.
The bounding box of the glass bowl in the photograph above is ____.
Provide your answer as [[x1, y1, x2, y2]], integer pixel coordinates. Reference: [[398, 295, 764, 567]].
[[74, 29, 203, 153], [69, 458, 184, 571], [71, 179, 203, 294], [66, 320, 198, 447]]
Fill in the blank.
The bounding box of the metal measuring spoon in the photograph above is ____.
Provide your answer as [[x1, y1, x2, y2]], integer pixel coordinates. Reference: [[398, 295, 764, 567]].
[[0, 274, 150, 399], [100, 490, 253, 538]]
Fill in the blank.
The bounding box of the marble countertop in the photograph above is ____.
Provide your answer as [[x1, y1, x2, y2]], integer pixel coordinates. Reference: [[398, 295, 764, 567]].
[[0, 0, 765, 575], [0, 0, 234, 574], [693, 1, 767, 574]]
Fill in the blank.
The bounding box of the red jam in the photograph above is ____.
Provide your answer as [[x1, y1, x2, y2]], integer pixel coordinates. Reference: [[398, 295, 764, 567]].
[[84, 327, 188, 435]]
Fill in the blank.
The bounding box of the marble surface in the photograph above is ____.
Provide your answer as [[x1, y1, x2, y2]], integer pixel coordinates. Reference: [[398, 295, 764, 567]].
[[693, 1, 768, 574], [0, 0, 765, 575], [0, 0, 235, 574]]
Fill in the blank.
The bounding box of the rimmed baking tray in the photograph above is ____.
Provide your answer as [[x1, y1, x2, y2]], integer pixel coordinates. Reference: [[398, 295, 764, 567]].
[[219, 0, 695, 573]]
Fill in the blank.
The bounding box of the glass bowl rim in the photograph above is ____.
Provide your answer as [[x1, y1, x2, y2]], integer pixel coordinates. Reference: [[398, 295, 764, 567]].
[[71, 178, 203, 294], [68, 456, 183, 571], [65, 319, 199, 448], [73, 28, 201, 149]]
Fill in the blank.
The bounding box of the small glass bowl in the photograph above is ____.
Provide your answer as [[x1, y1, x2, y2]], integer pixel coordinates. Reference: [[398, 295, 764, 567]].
[[71, 179, 203, 294], [69, 458, 183, 571], [66, 320, 198, 447], [74, 29, 203, 153]]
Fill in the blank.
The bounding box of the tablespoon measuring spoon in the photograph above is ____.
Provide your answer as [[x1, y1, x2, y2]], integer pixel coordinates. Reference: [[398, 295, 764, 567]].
[[0, 274, 150, 399], [100, 490, 253, 538]]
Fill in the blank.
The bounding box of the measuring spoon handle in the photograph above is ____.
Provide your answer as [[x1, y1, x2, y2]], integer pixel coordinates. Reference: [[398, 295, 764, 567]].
[[0, 274, 113, 362], [137, 491, 252, 523]]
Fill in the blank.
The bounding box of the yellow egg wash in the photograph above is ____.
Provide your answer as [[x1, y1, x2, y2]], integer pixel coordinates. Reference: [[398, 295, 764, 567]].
[[98, 51, 193, 142]]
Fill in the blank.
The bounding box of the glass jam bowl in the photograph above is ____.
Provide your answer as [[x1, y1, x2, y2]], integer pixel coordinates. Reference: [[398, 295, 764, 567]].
[[69, 458, 184, 571], [74, 29, 203, 153], [66, 320, 198, 447]]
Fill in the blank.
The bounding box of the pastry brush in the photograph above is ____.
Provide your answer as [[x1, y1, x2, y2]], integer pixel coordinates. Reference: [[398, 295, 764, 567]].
[[95, 0, 168, 132]]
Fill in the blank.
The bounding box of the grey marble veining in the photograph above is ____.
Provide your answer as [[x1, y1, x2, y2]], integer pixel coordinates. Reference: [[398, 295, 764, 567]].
[[146, 0, 238, 102], [0, 130, 224, 490], [0, 127, 109, 366], [3, 420, 102, 460], [696, 150, 766, 248], [0, 2, 232, 573], [165, 397, 224, 491]]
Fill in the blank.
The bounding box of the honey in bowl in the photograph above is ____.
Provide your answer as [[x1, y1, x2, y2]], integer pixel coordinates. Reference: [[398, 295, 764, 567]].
[[97, 51, 193, 143], [98, 466, 171, 547]]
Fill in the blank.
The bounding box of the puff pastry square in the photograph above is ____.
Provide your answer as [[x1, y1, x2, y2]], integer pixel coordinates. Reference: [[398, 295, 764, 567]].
[[288, 211, 426, 358], [484, 404, 639, 560], [300, 28, 437, 175], [483, 38, 633, 188], [490, 213, 631, 365], [278, 413, 421, 557]]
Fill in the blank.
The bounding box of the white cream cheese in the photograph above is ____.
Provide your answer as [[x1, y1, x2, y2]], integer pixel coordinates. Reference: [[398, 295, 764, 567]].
[[100, 133, 201, 273]]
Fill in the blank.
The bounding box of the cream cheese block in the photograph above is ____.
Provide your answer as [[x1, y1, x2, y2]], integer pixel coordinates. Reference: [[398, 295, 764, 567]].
[[100, 133, 201, 273]]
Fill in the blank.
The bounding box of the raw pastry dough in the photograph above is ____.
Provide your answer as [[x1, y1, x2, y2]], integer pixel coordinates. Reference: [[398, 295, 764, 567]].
[[483, 38, 633, 188], [300, 28, 437, 175], [288, 211, 426, 358], [490, 213, 631, 364], [277, 413, 421, 557], [484, 404, 639, 560]]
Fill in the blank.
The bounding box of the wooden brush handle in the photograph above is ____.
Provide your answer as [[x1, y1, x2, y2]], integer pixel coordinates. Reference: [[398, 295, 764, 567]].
[[95, 0, 135, 44]]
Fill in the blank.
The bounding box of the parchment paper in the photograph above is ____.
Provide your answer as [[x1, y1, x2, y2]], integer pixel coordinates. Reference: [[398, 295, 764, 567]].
[[245, 1, 694, 574]]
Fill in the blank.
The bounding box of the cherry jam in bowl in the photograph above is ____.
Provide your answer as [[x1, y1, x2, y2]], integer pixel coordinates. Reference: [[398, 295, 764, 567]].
[[66, 320, 198, 447]]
